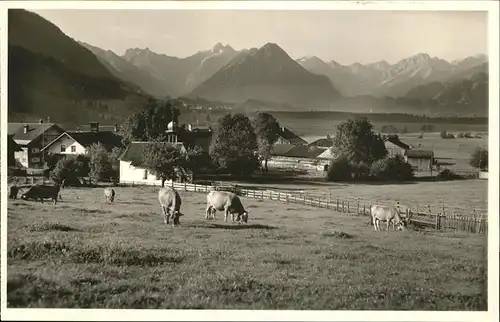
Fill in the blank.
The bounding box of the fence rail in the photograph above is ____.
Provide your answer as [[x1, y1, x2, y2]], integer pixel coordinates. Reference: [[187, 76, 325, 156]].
[[119, 180, 487, 234]]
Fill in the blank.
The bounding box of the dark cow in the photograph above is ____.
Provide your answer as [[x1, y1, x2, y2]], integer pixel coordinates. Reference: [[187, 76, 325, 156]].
[[20, 183, 63, 204], [104, 187, 116, 204], [371, 204, 406, 231], [158, 187, 183, 226], [9, 185, 19, 199], [205, 191, 249, 223]]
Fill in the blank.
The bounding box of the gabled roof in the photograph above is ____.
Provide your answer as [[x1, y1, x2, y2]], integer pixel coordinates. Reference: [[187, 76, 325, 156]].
[[8, 135, 23, 152], [317, 148, 335, 159], [405, 149, 434, 158], [385, 137, 410, 150], [284, 145, 327, 159], [271, 144, 295, 156], [8, 123, 64, 144], [40, 131, 124, 152], [277, 127, 307, 145], [308, 138, 333, 148], [119, 142, 186, 166]]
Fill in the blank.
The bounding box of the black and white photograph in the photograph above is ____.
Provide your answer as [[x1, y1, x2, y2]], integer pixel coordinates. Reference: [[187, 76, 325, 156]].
[[0, 1, 498, 320]]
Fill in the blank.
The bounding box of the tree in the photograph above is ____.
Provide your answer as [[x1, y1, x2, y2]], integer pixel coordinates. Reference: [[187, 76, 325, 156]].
[[87, 143, 113, 184], [253, 112, 281, 172], [370, 155, 414, 181], [141, 142, 191, 187], [185, 145, 213, 174], [50, 155, 89, 186], [332, 118, 387, 166], [119, 98, 182, 144], [469, 147, 488, 170], [210, 113, 259, 176], [326, 154, 352, 182]]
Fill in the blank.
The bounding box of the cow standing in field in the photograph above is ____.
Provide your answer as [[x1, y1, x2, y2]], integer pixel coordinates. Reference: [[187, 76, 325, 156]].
[[104, 187, 116, 204], [158, 187, 183, 226], [20, 182, 64, 205], [9, 185, 19, 199], [371, 205, 406, 231], [205, 191, 249, 223]]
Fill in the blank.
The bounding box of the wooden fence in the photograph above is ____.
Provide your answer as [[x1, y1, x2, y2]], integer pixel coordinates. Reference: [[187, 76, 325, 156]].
[[119, 180, 488, 234]]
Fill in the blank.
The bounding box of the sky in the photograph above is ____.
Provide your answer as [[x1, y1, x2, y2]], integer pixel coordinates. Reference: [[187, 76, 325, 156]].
[[32, 9, 488, 65]]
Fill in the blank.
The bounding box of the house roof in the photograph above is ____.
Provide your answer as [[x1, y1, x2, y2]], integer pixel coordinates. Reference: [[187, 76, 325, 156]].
[[308, 138, 333, 148], [271, 144, 295, 156], [72, 124, 118, 132], [40, 131, 124, 152], [119, 142, 186, 166], [277, 127, 307, 145], [8, 135, 23, 152], [273, 144, 327, 159], [8, 123, 64, 144], [405, 149, 434, 158], [385, 137, 410, 150], [317, 148, 335, 159]]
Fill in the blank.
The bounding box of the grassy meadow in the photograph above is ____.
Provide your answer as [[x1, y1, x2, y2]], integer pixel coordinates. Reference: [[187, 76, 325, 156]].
[[7, 186, 487, 310]]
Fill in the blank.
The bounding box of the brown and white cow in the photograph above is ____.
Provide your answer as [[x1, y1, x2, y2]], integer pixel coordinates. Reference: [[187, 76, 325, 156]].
[[205, 190, 249, 223], [158, 187, 183, 226], [371, 204, 406, 231]]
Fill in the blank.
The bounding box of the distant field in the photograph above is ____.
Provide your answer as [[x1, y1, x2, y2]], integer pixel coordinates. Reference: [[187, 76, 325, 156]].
[[211, 179, 488, 216], [7, 187, 486, 310]]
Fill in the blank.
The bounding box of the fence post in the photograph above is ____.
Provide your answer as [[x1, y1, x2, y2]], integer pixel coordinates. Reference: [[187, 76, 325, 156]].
[[356, 198, 360, 214], [347, 201, 350, 213], [184, 182, 187, 191], [342, 200, 345, 212], [303, 195, 306, 205], [336, 198, 339, 211], [269, 191, 272, 200], [363, 204, 366, 216]]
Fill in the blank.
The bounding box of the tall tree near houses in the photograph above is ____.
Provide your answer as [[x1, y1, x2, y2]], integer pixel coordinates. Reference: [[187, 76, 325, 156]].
[[118, 98, 181, 144], [141, 141, 191, 187], [332, 118, 387, 177], [210, 113, 259, 176], [253, 112, 280, 172]]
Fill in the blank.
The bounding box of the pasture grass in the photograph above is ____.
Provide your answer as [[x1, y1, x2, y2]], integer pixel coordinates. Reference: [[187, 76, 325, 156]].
[[7, 186, 487, 309]]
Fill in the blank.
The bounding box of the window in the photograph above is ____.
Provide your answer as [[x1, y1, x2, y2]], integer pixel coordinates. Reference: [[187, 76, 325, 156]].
[[61, 145, 66, 153], [143, 170, 148, 180], [32, 157, 40, 163], [31, 148, 39, 153], [71, 146, 76, 153]]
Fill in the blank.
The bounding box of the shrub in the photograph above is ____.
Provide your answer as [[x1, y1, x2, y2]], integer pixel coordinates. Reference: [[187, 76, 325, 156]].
[[49, 155, 90, 186], [370, 155, 414, 181], [469, 147, 488, 170], [440, 131, 455, 139], [457, 132, 465, 138], [436, 169, 462, 180], [326, 154, 352, 182]]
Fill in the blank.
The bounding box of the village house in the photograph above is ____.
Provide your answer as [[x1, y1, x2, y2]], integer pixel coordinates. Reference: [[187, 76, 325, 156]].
[[384, 136, 410, 157], [404, 149, 434, 171], [8, 121, 65, 169], [308, 136, 334, 148], [268, 143, 334, 174], [7, 134, 23, 167], [41, 122, 123, 157], [118, 119, 213, 185], [275, 126, 307, 145]]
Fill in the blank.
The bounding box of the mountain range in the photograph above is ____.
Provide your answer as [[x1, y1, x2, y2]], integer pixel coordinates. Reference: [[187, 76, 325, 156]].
[[8, 9, 489, 126]]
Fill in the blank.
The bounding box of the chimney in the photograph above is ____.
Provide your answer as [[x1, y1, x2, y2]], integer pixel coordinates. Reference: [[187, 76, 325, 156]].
[[47, 116, 50, 123], [23, 124, 29, 134], [89, 122, 99, 133], [281, 126, 285, 132], [187, 124, 192, 131]]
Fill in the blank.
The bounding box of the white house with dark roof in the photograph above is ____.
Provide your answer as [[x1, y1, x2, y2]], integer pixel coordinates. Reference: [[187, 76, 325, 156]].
[[118, 141, 186, 186], [404, 149, 434, 171], [8, 121, 65, 169]]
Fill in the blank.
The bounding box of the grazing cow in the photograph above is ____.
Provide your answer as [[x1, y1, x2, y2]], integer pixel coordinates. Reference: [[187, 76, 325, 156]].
[[158, 187, 183, 226], [104, 187, 116, 204], [371, 205, 406, 231], [205, 191, 249, 223], [9, 185, 19, 199], [20, 183, 63, 204]]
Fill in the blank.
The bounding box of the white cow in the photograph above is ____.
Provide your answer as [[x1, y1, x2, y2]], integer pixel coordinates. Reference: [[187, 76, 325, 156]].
[[158, 187, 183, 226], [205, 191, 249, 223], [371, 204, 406, 231]]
